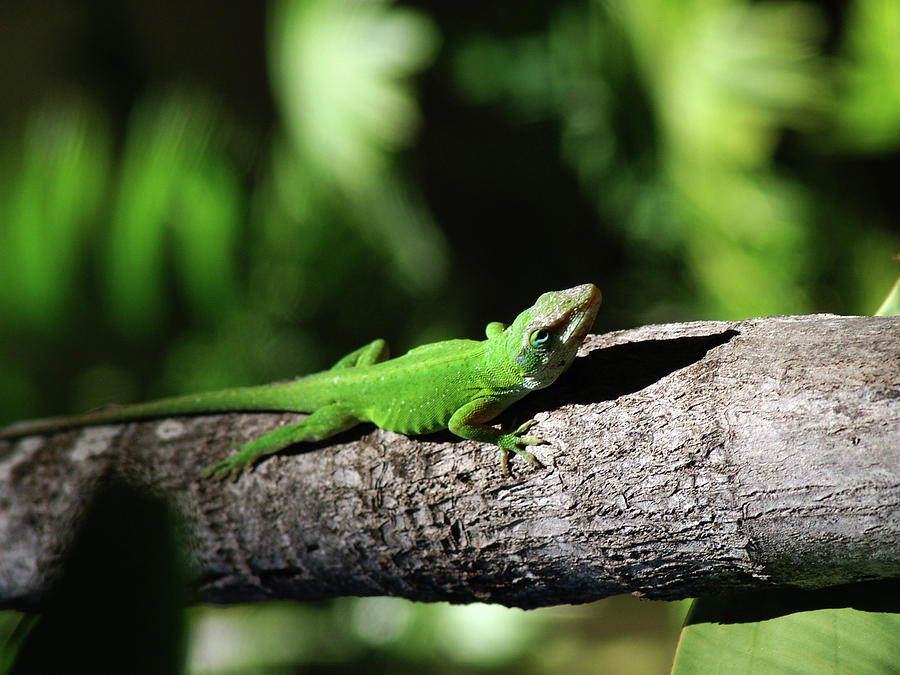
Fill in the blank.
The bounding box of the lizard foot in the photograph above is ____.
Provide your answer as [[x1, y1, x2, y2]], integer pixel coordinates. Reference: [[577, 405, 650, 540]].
[[198, 453, 254, 482], [499, 419, 547, 475]]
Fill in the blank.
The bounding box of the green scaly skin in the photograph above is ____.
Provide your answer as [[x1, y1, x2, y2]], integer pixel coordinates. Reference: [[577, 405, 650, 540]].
[[0, 285, 601, 480]]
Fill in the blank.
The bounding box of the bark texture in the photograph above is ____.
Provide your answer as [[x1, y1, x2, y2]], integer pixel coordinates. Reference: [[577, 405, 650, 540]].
[[1, 314, 898, 609]]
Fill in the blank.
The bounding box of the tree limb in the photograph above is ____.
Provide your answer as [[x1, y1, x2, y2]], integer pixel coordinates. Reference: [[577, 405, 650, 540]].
[[1, 314, 898, 609]]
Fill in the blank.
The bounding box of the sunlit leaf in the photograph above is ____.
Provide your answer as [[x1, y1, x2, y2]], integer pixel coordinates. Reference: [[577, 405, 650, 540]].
[[673, 590, 900, 674]]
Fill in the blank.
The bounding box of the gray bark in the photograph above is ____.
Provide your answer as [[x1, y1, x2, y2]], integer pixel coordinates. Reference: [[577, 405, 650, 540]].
[[1, 314, 897, 609]]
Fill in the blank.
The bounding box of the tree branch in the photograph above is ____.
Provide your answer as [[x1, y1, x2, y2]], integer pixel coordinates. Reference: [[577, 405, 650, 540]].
[[1, 315, 898, 609]]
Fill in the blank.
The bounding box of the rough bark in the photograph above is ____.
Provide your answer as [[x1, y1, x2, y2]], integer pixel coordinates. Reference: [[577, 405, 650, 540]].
[[1, 314, 897, 610]]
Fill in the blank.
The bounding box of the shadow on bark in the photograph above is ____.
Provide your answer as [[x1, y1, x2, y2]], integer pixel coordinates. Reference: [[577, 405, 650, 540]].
[[524, 328, 739, 415]]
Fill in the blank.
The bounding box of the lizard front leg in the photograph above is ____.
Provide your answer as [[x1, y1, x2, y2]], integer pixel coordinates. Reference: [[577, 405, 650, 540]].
[[448, 398, 545, 475]]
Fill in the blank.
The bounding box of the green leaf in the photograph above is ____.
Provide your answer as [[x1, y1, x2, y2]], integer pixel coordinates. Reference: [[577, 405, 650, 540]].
[[672, 582, 900, 674]]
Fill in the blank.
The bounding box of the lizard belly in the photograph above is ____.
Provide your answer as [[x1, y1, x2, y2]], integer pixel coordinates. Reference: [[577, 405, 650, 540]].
[[362, 384, 474, 436]]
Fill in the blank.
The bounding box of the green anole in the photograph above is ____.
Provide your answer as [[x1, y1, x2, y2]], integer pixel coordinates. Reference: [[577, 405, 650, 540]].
[[0, 284, 601, 480]]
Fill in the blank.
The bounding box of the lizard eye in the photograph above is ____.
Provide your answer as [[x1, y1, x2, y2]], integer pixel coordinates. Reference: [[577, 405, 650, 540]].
[[529, 329, 552, 348]]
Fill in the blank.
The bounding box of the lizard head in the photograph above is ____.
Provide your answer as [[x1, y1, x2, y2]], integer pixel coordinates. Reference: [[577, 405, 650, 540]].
[[506, 283, 601, 390]]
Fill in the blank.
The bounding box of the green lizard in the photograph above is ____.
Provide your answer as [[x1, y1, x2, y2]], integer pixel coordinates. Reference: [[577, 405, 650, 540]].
[[0, 284, 601, 480]]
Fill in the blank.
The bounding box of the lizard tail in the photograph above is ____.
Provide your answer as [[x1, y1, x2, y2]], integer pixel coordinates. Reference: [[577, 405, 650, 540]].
[[0, 382, 317, 439]]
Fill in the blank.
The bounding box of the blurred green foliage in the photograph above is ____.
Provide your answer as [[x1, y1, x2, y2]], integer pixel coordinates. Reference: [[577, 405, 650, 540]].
[[832, 0, 900, 151], [182, 597, 688, 673], [451, 0, 898, 319], [0, 100, 110, 332], [875, 273, 900, 315], [1, 0, 898, 672], [108, 91, 242, 335]]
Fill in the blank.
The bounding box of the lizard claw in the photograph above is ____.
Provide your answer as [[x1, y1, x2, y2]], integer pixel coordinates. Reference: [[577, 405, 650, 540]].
[[498, 444, 545, 475], [516, 449, 543, 467]]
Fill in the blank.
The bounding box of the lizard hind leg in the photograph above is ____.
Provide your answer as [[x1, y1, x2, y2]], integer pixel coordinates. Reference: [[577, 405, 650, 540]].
[[330, 339, 390, 370], [199, 404, 360, 482]]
